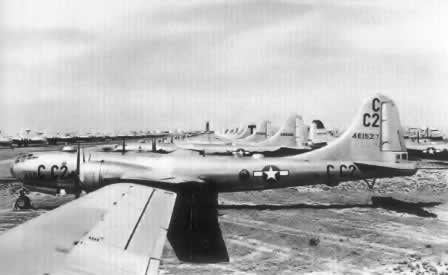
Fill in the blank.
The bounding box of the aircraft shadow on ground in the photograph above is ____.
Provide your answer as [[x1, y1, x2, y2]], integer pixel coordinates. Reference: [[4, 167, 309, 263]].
[[9, 197, 441, 218], [218, 196, 440, 218]]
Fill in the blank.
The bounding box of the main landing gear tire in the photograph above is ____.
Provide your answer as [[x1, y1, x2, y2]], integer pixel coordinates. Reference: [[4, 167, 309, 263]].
[[14, 195, 32, 210]]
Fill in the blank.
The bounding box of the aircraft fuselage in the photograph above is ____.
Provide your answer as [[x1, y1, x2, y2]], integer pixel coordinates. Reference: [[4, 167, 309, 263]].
[[11, 152, 416, 194]]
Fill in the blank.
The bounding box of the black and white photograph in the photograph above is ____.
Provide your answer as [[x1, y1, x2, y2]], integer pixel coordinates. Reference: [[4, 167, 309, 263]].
[[1, 0, 448, 274]]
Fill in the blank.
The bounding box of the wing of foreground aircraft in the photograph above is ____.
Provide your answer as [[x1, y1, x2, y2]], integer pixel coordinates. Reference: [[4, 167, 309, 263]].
[[0, 184, 176, 275]]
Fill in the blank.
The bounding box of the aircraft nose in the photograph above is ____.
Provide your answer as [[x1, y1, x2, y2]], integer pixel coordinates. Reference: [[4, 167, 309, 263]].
[[10, 161, 23, 180]]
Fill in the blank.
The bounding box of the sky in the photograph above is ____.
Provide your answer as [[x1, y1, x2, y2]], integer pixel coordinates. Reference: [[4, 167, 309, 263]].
[[1, 0, 448, 135]]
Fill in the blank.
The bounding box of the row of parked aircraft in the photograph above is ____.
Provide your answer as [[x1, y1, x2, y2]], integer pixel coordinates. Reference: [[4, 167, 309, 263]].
[[99, 116, 336, 157], [0, 94, 423, 275], [0, 129, 202, 148], [97, 120, 448, 163]]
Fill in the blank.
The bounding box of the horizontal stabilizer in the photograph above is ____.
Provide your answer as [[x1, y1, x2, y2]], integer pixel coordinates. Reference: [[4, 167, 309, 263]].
[[354, 161, 417, 176]]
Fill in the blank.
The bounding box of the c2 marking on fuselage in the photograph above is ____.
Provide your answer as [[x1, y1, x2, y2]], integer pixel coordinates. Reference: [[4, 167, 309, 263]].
[[37, 164, 70, 179], [326, 164, 356, 178]]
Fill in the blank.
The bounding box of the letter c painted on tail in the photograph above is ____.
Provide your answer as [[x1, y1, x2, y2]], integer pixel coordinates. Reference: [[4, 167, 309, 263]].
[[363, 113, 380, 128], [363, 113, 371, 127], [372, 98, 380, 112]]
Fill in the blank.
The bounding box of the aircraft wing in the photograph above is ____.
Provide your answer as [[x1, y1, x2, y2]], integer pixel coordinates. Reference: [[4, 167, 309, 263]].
[[0, 183, 177, 275], [120, 172, 205, 185]]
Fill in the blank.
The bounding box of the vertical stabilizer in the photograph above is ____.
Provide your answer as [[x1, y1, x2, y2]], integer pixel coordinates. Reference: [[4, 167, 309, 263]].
[[258, 114, 300, 147], [236, 120, 269, 144], [296, 94, 408, 162]]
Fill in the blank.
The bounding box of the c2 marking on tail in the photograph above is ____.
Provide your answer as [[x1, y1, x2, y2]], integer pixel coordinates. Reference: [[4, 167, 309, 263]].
[[362, 97, 381, 128]]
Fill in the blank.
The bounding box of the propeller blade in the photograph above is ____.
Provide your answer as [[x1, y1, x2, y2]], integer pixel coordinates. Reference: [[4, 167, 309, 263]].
[[152, 138, 157, 152], [74, 143, 81, 198], [122, 138, 126, 155], [76, 143, 80, 177]]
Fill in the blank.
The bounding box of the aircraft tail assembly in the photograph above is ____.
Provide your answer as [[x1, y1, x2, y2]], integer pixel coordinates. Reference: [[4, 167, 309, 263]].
[[309, 120, 328, 145], [297, 94, 409, 164], [233, 125, 252, 139], [236, 120, 269, 144], [257, 114, 300, 147]]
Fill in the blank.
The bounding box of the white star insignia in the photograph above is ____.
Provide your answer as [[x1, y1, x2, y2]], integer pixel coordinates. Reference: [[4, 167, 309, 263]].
[[264, 166, 278, 181]]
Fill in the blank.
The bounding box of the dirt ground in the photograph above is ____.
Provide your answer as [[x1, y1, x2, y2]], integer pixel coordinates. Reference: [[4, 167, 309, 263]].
[[1, 147, 447, 274]]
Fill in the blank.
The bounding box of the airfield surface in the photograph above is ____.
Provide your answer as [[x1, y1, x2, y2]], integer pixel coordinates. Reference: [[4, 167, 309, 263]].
[[0, 147, 447, 274]]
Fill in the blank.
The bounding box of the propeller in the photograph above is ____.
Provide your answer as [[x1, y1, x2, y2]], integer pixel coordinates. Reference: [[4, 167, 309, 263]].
[[152, 138, 157, 152], [74, 143, 83, 198], [122, 138, 126, 155]]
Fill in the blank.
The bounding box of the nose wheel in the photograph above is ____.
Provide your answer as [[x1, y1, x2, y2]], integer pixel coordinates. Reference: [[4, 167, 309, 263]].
[[14, 190, 32, 210]]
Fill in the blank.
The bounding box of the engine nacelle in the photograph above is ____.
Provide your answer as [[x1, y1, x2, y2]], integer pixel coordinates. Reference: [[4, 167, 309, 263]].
[[79, 162, 103, 190]]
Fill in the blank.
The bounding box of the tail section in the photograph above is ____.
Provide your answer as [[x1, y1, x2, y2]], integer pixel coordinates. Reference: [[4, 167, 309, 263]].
[[309, 120, 327, 143], [237, 120, 269, 143], [296, 118, 308, 146], [233, 124, 252, 139], [297, 94, 408, 162], [258, 114, 300, 147]]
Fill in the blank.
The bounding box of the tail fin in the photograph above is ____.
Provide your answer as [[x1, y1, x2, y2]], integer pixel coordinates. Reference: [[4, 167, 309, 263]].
[[233, 124, 252, 139], [237, 120, 269, 143], [258, 114, 300, 147], [309, 120, 330, 145], [298, 94, 407, 162], [296, 118, 308, 146]]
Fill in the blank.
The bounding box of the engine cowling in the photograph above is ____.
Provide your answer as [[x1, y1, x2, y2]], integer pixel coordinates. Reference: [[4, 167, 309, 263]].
[[79, 162, 103, 189]]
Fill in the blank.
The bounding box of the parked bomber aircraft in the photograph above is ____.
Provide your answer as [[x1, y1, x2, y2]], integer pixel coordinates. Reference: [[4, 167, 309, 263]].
[[4, 94, 417, 274], [402, 127, 448, 160], [308, 119, 336, 148], [111, 140, 178, 154], [0, 133, 13, 147], [178, 114, 311, 157], [176, 120, 269, 148], [234, 120, 269, 144]]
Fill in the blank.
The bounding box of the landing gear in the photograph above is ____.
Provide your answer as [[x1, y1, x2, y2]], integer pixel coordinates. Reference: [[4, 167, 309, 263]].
[[363, 178, 377, 190], [14, 190, 32, 210]]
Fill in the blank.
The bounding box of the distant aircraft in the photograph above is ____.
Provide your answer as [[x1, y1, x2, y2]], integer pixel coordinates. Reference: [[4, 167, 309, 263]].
[[179, 114, 311, 157], [403, 126, 448, 160], [233, 120, 269, 144], [11, 129, 48, 147], [190, 121, 268, 147], [0, 131, 13, 147], [111, 140, 177, 154], [8, 94, 416, 267], [308, 120, 336, 148]]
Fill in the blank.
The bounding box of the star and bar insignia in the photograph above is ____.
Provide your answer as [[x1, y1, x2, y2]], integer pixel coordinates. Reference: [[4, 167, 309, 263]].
[[253, 165, 289, 182]]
